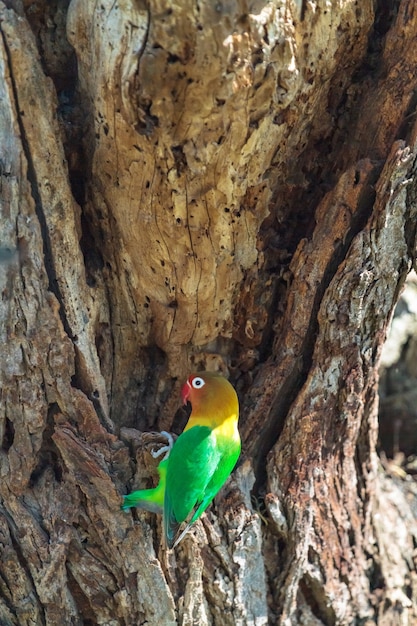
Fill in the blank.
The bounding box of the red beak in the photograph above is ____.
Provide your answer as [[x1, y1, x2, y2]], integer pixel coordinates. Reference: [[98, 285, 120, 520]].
[[181, 381, 191, 405]]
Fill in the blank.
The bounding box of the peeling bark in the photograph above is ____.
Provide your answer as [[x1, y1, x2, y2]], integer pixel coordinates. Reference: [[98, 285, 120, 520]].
[[1, 1, 417, 625]]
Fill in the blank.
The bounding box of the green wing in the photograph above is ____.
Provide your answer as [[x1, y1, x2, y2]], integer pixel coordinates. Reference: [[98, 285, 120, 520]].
[[164, 426, 240, 548]]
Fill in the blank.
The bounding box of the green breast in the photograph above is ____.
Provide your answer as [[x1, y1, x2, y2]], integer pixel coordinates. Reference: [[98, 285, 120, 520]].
[[165, 425, 240, 525]]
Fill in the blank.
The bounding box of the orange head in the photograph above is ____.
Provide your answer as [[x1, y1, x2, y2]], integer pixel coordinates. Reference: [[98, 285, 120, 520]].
[[181, 371, 239, 423]]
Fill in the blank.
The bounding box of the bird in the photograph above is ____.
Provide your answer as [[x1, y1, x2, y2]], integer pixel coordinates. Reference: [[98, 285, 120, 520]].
[[164, 371, 241, 548], [122, 371, 240, 549]]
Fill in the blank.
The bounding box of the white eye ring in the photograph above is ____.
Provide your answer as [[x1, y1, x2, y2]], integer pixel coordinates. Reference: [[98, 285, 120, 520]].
[[191, 377, 205, 390]]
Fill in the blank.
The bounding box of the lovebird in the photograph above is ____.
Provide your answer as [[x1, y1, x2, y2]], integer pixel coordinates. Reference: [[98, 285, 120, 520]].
[[165, 371, 241, 547], [122, 371, 241, 549]]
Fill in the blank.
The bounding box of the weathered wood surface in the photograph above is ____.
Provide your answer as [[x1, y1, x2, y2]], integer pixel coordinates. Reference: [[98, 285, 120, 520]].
[[1, 1, 417, 624], [379, 271, 417, 457]]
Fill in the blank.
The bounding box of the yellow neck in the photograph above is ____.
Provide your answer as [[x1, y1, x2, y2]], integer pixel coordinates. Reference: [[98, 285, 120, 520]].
[[185, 410, 239, 442]]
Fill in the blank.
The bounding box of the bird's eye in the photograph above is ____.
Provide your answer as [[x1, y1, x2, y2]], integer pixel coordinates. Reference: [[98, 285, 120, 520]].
[[191, 377, 205, 389]]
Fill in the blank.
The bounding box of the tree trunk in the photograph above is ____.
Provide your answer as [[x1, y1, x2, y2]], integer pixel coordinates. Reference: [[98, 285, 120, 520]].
[[1, 1, 417, 624]]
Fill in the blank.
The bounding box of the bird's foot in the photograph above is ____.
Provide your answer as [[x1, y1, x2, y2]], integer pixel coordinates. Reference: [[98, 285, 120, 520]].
[[151, 431, 174, 460]]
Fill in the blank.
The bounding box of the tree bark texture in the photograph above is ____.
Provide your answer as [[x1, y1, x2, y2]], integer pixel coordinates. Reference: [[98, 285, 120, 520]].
[[1, 1, 417, 625], [379, 271, 417, 457]]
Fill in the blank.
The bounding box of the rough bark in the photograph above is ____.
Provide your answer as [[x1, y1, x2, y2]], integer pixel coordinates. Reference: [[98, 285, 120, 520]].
[[1, 1, 417, 625], [379, 271, 417, 457]]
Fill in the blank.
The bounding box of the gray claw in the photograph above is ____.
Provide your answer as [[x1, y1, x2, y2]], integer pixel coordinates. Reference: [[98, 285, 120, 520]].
[[151, 430, 174, 460]]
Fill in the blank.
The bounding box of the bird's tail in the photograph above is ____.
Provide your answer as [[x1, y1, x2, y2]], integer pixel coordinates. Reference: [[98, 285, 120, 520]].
[[121, 457, 167, 515], [121, 488, 163, 514]]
